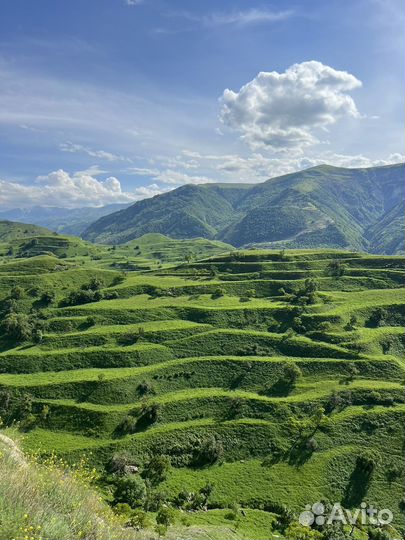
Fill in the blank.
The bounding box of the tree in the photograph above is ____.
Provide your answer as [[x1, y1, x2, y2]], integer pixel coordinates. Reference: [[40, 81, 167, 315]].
[[10, 286, 24, 300], [200, 481, 214, 504], [1, 313, 33, 341], [289, 407, 328, 442], [113, 476, 147, 508], [282, 363, 302, 386], [40, 291, 55, 305], [156, 506, 175, 527], [326, 260, 346, 278], [367, 528, 391, 540], [245, 289, 256, 298], [155, 506, 175, 535], [346, 363, 360, 382], [142, 455, 171, 486], [192, 436, 224, 466], [88, 276, 104, 290], [284, 522, 323, 540], [211, 287, 225, 299], [345, 315, 358, 330], [32, 328, 43, 344], [137, 380, 154, 396], [128, 508, 150, 529]]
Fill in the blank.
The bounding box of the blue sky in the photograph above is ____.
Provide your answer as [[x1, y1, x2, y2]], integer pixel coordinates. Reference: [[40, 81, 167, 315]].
[[0, 0, 403, 208]]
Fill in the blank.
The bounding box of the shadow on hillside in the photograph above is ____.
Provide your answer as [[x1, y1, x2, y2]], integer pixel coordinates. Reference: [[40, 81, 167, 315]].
[[260, 379, 294, 398], [342, 463, 372, 508], [228, 373, 246, 389], [0, 339, 35, 353], [287, 441, 315, 467]]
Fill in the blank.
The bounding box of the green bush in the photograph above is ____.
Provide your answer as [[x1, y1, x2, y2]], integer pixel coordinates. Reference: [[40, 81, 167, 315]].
[[113, 476, 147, 508]]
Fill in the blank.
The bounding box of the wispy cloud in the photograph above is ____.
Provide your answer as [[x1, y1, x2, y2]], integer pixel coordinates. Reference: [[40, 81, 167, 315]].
[[125, 0, 144, 6], [60, 142, 133, 163], [204, 8, 295, 27], [173, 8, 295, 28]]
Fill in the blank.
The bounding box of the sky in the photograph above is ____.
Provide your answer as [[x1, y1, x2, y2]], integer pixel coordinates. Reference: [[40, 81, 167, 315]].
[[0, 0, 404, 209]]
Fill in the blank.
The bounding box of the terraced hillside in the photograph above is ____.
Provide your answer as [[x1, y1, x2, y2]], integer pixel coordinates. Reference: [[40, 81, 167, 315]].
[[0, 239, 404, 539]]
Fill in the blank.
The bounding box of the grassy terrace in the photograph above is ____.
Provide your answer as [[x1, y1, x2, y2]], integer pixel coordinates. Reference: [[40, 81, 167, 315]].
[[0, 240, 404, 538]]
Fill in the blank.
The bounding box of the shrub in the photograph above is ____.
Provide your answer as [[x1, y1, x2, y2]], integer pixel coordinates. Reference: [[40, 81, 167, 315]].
[[245, 289, 256, 298], [367, 528, 391, 540], [137, 380, 154, 396], [85, 315, 96, 327], [113, 476, 147, 508], [306, 437, 318, 452], [142, 455, 171, 486], [10, 286, 25, 300], [118, 415, 137, 435], [326, 260, 346, 278], [32, 328, 43, 344], [127, 508, 150, 529], [211, 287, 226, 299], [284, 522, 322, 539], [63, 288, 102, 306], [1, 312, 33, 341], [282, 363, 302, 385], [192, 436, 224, 467], [369, 391, 382, 404], [108, 452, 135, 475], [156, 506, 175, 527], [40, 290, 55, 305]]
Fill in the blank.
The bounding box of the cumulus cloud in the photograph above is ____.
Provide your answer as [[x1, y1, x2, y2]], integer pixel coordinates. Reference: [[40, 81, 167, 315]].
[[60, 142, 132, 163], [219, 61, 362, 152], [0, 169, 164, 209]]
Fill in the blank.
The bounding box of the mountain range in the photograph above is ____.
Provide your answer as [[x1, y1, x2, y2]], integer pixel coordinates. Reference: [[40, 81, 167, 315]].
[[83, 163, 405, 254], [0, 203, 131, 236]]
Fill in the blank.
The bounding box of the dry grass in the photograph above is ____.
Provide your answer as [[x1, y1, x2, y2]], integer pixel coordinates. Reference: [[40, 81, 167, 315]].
[[0, 432, 149, 540]]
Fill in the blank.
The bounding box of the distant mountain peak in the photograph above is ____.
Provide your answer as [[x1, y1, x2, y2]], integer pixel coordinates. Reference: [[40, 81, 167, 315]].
[[81, 163, 404, 255]]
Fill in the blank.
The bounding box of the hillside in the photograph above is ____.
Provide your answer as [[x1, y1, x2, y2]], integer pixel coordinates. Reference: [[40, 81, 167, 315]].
[[0, 203, 132, 236], [0, 220, 53, 242], [366, 201, 405, 255], [83, 163, 405, 255], [0, 231, 403, 539]]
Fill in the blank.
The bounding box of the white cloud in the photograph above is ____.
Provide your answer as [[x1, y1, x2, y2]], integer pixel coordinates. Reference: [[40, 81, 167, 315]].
[[172, 8, 294, 28], [128, 167, 213, 185], [1, 151, 402, 211], [219, 61, 362, 152], [60, 142, 132, 163], [159, 149, 404, 185], [126, 0, 143, 5], [203, 8, 294, 27], [0, 169, 165, 209]]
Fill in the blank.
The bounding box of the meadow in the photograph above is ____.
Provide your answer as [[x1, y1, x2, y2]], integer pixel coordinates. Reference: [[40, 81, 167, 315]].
[[0, 229, 404, 539]]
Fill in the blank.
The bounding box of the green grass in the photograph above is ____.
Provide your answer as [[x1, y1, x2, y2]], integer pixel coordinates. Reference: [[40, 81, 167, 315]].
[[0, 239, 404, 539]]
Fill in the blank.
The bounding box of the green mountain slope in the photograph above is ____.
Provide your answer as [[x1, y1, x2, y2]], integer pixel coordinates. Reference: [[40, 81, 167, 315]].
[[84, 184, 250, 244], [0, 221, 53, 242], [366, 201, 405, 255], [0, 203, 132, 236], [83, 163, 404, 254]]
